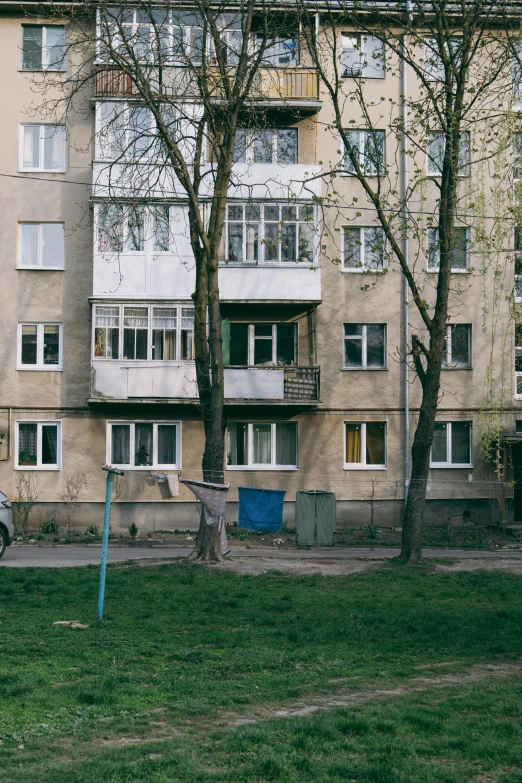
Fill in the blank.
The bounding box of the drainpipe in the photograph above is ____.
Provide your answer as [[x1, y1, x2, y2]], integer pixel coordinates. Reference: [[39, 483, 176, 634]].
[[0, 408, 12, 461], [401, 5, 412, 506]]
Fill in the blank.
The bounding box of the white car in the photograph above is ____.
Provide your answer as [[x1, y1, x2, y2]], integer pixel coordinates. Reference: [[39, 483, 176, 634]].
[[0, 491, 14, 559]]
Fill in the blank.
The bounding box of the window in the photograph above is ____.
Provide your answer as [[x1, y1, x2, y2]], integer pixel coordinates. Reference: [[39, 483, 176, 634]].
[[427, 131, 470, 176], [259, 33, 298, 65], [425, 37, 463, 81], [442, 325, 471, 368], [427, 227, 469, 272], [515, 324, 522, 397], [227, 422, 297, 469], [512, 43, 522, 107], [16, 421, 61, 469], [343, 227, 386, 272], [107, 421, 180, 469], [344, 422, 386, 468], [97, 204, 172, 254], [93, 304, 194, 361], [20, 124, 66, 172], [344, 324, 386, 368], [18, 323, 62, 369], [224, 323, 296, 366], [225, 203, 315, 264], [97, 103, 177, 162], [341, 33, 385, 78], [343, 130, 385, 175], [18, 223, 64, 269], [430, 421, 472, 467], [515, 229, 522, 301], [22, 25, 66, 71], [235, 129, 297, 164]]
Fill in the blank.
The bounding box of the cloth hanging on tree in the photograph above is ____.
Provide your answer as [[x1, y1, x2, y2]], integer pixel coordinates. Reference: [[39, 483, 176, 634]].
[[295, 491, 336, 546], [238, 487, 286, 532], [180, 479, 231, 555]]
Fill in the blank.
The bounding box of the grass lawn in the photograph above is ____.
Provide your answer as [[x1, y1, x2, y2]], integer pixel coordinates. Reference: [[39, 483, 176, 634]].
[[0, 563, 521, 782]]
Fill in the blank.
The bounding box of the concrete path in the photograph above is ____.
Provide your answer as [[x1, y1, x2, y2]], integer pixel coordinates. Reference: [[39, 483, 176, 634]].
[[1, 545, 522, 568]]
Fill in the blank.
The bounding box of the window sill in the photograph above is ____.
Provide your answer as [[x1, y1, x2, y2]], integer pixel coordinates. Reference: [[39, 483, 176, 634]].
[[110, 465, 180, 471], [15, 465, 60, 471], [344, 465, 387, 470], [430, 464, 473, 469], [341, 268, 387, 274], [17, 266, 64, 271], [226, 466, 298, 471], [17, 366, 62, 372], [18, 69, 66, 73], [441, 366, 473, 371], [342, 367, 388, 371], [18, 169, 66, 174], [427, 269, 470, 275]]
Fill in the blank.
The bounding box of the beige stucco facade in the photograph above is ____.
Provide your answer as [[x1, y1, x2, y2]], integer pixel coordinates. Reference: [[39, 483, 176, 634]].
[[0, 5, 519, 533]]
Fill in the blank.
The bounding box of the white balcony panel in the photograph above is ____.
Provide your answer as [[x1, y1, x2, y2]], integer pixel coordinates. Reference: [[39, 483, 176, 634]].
[[228, 164, 322, 200], [219, 265, 321, 302], [94, 254, 147, 297], [92, 362, 198, 400], [224, 368, 284, 400]]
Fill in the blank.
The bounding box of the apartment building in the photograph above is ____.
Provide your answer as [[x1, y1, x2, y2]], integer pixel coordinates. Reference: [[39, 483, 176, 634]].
[[0, 2, 520, 530]]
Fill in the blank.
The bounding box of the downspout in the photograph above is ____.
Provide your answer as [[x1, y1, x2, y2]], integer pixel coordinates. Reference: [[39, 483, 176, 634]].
[[401, 4, 412, 507], [0, 408, 12, 461]]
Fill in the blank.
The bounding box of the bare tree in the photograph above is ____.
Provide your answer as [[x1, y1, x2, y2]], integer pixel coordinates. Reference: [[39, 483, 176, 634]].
[[32, 0, 306, 560], [61, 471, 87, 534], [296, 0, 519, 561]]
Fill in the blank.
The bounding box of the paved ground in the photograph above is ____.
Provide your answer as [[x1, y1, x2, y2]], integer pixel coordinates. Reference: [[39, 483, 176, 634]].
[[1, 545, 522, 568]]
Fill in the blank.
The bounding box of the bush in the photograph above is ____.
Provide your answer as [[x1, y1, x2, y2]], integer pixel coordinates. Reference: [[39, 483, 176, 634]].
[[128, 522, 138, 539], [86, 525, 99, 536], [40, 518, 59, 535]]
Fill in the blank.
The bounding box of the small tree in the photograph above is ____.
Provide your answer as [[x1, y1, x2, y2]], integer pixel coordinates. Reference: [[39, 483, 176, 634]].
[[14, 474, 42, 535], [61, 471, 87, 534], [297, 0, 519, 561]]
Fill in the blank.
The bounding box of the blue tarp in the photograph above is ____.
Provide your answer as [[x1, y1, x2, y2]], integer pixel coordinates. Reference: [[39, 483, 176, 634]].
[[238, 487, 286, 532]]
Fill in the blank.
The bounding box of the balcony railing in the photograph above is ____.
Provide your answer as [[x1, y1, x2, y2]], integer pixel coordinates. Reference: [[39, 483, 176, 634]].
[[209, 67, 319, 103], [96, 69, 133, 96], [224, 366, 319, 402]]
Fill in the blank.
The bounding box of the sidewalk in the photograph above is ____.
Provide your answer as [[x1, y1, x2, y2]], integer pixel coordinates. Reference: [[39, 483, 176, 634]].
[[1, 545, 522, 568]]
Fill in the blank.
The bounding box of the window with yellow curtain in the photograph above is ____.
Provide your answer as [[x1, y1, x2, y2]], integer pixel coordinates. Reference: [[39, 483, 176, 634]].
[[345, 422, 386, 467]]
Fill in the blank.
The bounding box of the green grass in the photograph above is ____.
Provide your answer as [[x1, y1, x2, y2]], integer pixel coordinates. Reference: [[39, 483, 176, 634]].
[[0, 564, 521, 781]]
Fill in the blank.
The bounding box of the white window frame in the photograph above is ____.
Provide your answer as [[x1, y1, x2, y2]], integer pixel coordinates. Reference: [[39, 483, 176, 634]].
[[430, 421, 473, 468], [424, 37, 464, 81], [343, 421, 387, 470], [515, 228, 522, 302], [106, 420, 181, 470], [17, 222, 65, 270], [341, 33, 385, 79], [342, 129, 386, 176], [17, 322, 63, 371], [92, 303, 195, 362], [19, 124, 66, 173], [15, 420, 62, 470], [235, 128, 298, 165], [21, 24, 66, 71], [343, 324, 387, 369], [95, 102, 179, 162], [226, 422, 298, 470], [512, 43, 522, 109], [238, 323, 297, 366], [342, 226, 387, 273], [442, 324, 472, 369], [224, 203, 316, 265], [426, 131, 470, 177], [96, 204, 173, 255], [427, 226, 470, 273]]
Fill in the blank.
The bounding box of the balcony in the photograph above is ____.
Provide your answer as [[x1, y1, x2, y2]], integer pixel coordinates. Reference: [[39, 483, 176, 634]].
[[90, 363, 319, 403], [209, 67, 321, 110], [219, 264, 321, 303], [224, 366, 319, 403], [96, 69, 133, 96]]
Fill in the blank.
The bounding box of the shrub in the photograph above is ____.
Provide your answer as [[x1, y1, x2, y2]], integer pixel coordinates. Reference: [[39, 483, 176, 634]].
[[128, 522, 138, 539], [86, 525, 99, 536], [40, 518, 59, 535]]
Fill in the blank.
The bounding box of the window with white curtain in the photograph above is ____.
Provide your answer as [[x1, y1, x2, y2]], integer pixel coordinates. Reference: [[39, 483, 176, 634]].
[[97, 204, 173, 254], [344, 422, 386, 468], [442, 325, 471, 369], [107, 421, 180, 469], [225, 203, 315, 264], [97, 102, 178, 161], [22, 25, 66, 71], [427, 131, 470, 176], [341, 33, 385, 78], [18, 223, 64, 269], [227, 422, 297, 469], [234, 129, 298, 164], [18, 323, 62, 369], [20, 124, 66, 172], [430, 422, 472, 467], [16, 421, 61, 469], [93, 304, 194, 361], [343, 227, 386, 272]]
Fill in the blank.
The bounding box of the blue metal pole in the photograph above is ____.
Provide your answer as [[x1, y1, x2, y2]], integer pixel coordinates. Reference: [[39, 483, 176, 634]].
[[98, 466, 123, 621]]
